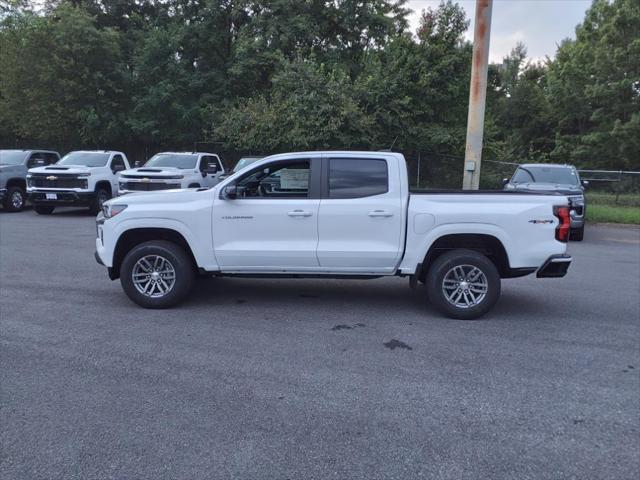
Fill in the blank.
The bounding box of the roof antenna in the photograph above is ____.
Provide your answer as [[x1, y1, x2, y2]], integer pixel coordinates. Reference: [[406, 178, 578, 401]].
[[379, 135, 399, 152]]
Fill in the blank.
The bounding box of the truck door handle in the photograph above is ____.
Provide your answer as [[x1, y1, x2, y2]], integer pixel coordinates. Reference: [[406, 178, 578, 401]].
[[368, 210, 393, 217], [288, 210, 313, 217]]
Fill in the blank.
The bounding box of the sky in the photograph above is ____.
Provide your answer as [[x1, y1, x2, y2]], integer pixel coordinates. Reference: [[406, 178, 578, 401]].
[[406, 0, 593, 63]]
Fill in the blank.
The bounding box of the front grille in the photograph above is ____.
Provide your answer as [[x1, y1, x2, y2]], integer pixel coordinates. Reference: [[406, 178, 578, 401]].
[[29, 174, 86, 189], [122, 182, 181, 191]]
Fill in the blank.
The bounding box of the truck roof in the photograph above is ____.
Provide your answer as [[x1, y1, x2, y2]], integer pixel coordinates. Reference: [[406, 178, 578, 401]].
[[262, 150, 406, 161], [155, 152, 219, 156]]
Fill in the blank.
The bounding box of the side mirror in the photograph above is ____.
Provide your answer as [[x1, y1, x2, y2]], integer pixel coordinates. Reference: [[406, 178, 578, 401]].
[[502, 178, 510, 187], [202, 164, 219, 176], [134, 160, 142, 168], [582, 180, 589, 189], [223, 185, 238, 199]]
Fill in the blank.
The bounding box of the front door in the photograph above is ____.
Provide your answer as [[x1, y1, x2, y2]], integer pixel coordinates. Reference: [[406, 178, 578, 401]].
[[212, 157, 321, 270]]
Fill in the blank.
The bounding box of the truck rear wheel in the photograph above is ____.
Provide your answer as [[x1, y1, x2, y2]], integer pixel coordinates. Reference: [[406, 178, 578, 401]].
[[426, 249, 501, 320], [120, 240, 195, 309], [570, 226, 584, 241]]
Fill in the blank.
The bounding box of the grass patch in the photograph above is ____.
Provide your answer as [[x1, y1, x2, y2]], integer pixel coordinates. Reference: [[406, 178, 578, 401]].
[[587, 192, 640, 207], [587, 204, 640, 224]]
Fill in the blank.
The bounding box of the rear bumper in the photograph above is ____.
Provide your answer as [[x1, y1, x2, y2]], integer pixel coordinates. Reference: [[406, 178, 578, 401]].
[[29, 190, 95, 207], [536, 254, 572, 278]]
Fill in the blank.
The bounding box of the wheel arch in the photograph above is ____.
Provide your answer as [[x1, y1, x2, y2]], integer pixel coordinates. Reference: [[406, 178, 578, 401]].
[[95, 180, 112, 194], [418, 233, 513, 281], [6, 177, 26, 190], [111, 228, 197, 280]]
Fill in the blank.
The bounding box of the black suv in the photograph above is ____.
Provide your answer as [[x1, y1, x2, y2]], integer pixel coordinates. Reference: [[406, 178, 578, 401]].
[[503, 163, 588, 241]]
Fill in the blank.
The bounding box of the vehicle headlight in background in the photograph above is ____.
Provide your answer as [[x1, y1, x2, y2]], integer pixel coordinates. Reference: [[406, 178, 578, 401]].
[[568, 195, 584, 206], [102, 204, 127, 219]]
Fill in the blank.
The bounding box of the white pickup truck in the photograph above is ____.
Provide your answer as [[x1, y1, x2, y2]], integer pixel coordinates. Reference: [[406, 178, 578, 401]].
[[117, 152, 225, 195], [28, 150, 129, 214], [95, 151, 572, 319]]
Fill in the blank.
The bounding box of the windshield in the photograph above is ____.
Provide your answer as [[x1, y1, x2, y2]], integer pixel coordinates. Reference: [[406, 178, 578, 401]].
[[0, 150, 28, 165], [144, 154, 197, 169], [512, 166, 579, 185], [57, 152, 110, 167], [233, 157, 262, 172]]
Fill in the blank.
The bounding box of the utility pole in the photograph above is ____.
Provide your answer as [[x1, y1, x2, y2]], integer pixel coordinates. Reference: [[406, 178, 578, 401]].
[[462, 0, 493, 190]]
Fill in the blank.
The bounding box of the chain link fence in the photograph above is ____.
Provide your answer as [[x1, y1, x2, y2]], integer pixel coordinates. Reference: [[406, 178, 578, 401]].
[[404, 152, 640, 205]]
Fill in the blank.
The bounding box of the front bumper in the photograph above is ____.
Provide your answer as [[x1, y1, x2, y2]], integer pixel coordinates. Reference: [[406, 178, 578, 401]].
[[536, 254, 572, 278], [29, 190, 96, 207]]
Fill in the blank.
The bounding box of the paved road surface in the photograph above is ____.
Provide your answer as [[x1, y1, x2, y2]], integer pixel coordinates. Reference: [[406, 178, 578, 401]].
[[1, 209, 639, 479]]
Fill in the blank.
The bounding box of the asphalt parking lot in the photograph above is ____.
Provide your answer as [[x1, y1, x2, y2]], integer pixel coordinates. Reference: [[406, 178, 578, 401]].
[[1, 208, 639, 480]]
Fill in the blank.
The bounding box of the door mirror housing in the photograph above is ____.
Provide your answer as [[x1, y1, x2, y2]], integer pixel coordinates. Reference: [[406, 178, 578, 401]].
[[202, 164, 219, 176], [134, 160, 142, 168], [223, 185, 238, 199], [501, 178, 510, 187], [582, 180, 589, 189]]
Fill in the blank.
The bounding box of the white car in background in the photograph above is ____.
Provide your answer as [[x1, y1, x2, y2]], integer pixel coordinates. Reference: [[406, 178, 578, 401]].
[[117, 152, 226, 195], [27, 150, 129, 215]]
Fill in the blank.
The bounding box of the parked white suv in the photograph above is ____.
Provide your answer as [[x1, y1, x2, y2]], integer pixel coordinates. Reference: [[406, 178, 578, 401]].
[[96, 151, 573, 320], [27, 150, 129, 215], [117, 152, 226, 195]]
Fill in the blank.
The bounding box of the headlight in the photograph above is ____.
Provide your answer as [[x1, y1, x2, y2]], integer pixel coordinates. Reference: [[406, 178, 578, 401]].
[[165, 175, 184, 180], [77, 173, 91, 177], [102, 204, 127, 218], [568, 195, 584, 206]]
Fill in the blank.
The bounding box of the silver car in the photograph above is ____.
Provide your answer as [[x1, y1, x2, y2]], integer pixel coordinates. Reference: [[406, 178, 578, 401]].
[[0, 150, 60, 211]]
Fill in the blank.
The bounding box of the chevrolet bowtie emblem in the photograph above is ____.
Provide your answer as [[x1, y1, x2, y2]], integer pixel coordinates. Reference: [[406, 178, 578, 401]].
[[46, 175, 58, 181], [141, 178, 150, 182]]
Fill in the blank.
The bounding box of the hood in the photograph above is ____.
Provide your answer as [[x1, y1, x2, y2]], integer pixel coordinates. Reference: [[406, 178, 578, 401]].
[[120, 166, 186, 178], [510, 182, 583, 196], [0, 164, 23, 173], [106, 188, 203, 206], [28, 165, 93, 175]]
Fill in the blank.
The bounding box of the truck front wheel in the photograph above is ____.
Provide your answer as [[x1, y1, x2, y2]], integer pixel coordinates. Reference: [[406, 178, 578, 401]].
[[426, 249, 501, 320], [120, 240, 195, 308]]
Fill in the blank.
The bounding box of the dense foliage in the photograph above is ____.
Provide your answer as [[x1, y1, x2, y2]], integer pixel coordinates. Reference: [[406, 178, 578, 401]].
[[1, 0, 638, 173]]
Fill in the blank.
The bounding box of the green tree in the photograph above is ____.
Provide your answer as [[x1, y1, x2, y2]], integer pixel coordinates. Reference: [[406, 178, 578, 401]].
[[0, 3, 128, 148], [547, 0, 640, 169]]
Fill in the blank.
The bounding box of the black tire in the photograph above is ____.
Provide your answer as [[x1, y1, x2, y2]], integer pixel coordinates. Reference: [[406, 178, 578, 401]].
[[89, 188, 111, 215], [34, 205, 55, 215], [570, 226, 584, 241], [120, 240, 195, 309], [426, 249, 501, 320], [3, 185, 25, 212]]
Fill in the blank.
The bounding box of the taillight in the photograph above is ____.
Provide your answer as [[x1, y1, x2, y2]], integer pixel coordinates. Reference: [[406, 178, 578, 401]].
[[554, 205, 570, 242]]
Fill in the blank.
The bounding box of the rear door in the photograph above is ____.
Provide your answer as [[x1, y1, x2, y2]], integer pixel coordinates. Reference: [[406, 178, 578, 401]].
[[316, 155, 404, 272], [212, 156, 321, 270]]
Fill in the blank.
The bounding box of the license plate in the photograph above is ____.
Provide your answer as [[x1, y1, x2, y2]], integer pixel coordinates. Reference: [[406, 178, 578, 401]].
[[45, 193, 57, 200]]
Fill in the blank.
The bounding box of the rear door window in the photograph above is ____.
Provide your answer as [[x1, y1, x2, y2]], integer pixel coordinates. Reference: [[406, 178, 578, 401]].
[[328, 158, 388, 199]]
